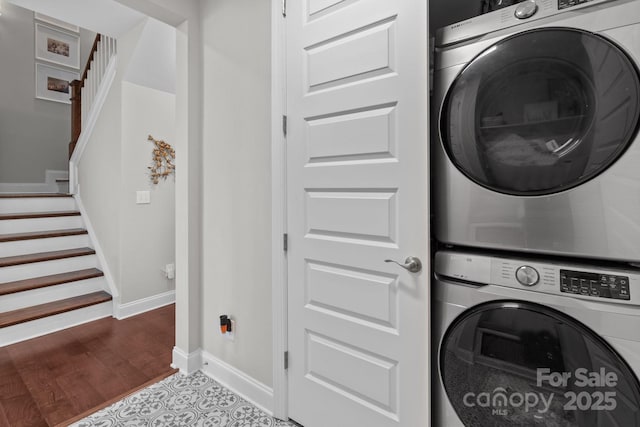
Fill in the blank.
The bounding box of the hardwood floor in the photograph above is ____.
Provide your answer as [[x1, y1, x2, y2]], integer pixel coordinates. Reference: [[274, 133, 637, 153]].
[[0, 304, 175, 427]]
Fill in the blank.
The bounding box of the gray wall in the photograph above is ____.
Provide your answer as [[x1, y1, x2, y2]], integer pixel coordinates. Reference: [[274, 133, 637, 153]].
[[0, 2, 94, 184]]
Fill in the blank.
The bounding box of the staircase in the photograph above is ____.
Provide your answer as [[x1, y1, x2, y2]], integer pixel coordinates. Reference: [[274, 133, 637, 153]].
[[0, 193, 112, 346]]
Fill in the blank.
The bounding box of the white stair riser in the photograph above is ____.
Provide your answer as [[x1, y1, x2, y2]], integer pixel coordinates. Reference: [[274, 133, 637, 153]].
[[0, 254, 98, 283], [0, 234, 90, 258], [0, 277, 106, 312], [0, 197, 76, 214], [0, 301, 113, 347], [0, 216, 84, 234]]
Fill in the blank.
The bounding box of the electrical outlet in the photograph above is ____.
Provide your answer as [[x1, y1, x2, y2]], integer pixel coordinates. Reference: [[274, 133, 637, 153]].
[[224, 320, 235, 341], [165, 263, 175, 279]]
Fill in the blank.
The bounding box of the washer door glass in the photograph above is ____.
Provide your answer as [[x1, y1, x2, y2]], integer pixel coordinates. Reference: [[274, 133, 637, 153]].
[[440, 301, 640, 426], [440, 28, 640, 196]]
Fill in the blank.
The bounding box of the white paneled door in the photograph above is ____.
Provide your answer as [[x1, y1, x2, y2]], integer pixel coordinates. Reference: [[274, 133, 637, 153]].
[[286, 1, 429, 426]]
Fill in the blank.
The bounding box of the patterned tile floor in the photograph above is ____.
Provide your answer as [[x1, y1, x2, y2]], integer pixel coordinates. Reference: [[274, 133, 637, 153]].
[[71, 371, 299, 427]]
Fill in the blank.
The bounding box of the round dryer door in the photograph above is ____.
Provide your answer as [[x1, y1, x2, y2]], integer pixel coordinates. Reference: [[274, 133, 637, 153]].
[[440, 28, 640, 196], [440, 301, 640, 426]]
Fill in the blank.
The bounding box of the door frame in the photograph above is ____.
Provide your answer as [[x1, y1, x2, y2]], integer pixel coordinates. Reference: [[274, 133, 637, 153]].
[[270, 0, 288, 420]]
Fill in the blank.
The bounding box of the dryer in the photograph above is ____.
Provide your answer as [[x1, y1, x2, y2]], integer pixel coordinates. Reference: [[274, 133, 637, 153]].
[[433, 249, 640, 426], [432, 0, 640, 262]]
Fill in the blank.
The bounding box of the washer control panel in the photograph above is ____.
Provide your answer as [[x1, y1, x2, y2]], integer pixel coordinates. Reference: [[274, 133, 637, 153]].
[[434, 250, 639, 306], [560, 269, 630, 300]]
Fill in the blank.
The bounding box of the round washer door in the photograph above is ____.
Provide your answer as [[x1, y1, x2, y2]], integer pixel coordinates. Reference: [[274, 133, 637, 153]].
[[440, 28, 640, 196], [440, 301, 640, 426]]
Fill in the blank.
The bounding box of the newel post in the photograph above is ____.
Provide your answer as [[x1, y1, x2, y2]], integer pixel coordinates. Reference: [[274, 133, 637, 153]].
[[69, 79, 82, 159]]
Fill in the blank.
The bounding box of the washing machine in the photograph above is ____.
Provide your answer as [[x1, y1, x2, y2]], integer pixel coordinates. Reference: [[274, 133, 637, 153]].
[[432, 0, 640, 262], [433, 249, 640, 426]]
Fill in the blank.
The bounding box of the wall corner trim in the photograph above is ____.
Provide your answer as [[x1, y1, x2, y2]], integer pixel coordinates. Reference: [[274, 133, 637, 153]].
[[171, 347, 202, 375], [201, 350, 275, 417], [115, 290, 175, 320]]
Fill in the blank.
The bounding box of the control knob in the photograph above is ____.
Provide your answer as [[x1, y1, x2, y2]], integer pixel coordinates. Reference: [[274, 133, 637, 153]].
[[515, 0, 538, 19], [516, 265, 540, 287]]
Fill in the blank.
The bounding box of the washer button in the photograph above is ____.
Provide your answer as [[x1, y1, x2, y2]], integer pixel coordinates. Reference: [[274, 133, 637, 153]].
[[516, 265, 540, 287], [515, 0, 539, 19]]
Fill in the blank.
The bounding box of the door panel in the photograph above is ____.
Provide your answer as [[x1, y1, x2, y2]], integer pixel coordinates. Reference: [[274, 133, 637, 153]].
[[286, 0, 429, 426]]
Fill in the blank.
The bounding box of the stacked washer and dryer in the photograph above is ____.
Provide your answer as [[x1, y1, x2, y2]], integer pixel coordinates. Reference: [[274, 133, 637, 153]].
[[431, 0, 640, 425]]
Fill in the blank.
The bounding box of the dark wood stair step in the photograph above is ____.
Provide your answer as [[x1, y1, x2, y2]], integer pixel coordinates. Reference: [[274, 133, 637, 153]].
[[0, 211, 81, 221], [0, 268, 104, 296], [0, 193, 72, 198], [0, 291, 112, 328], [0, 247, 95, 268], [0, 228, 87, 243]]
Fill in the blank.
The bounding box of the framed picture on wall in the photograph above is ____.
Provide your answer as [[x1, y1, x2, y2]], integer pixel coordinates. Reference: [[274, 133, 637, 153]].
[[35, 63, 79, 104], [34, 12, 79, 33], [35, 23, 80, 69]]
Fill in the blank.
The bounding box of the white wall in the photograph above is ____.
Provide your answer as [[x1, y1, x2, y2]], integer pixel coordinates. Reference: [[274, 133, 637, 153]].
[[201, 0, 273, 387], [124, 17, 176, 94], [120, 81, 175, 303], [77, 67, 122, 283], [78, 18, 176, 307]]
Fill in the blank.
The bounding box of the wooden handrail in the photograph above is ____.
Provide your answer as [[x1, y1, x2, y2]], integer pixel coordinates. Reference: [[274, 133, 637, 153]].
[[81, 34, 101, 86], [69, 34, 101, 159]]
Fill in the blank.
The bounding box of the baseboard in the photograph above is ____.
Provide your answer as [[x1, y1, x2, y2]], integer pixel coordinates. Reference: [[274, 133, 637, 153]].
[[0, 170, 69, 193], [201, 350, 275, 416], [171, 347, 202, 375], [115, 290, 175, 319]]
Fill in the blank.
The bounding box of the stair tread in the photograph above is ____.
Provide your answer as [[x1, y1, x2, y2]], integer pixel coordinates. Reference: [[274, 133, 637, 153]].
[[0, 228, 87, 243], [0, 291, 112, 328], [0, 247, 95, 268], [0, 268, 104, 296], [0, 211, 81, 221], [0, 193, 72, 198]]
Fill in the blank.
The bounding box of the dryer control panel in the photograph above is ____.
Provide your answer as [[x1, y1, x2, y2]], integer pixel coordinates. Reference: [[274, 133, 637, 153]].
[[436, 0, 621, 47], [560, 269, 630, 300]]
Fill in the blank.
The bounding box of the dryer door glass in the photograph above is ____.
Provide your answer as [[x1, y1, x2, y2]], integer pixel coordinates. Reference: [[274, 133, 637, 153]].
[[440, 301, 640, 426], [441, 28, 640, 196]]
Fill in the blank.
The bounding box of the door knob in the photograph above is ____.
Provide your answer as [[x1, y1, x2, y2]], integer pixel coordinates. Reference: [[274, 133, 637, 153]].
[[385, 256, 422, 273]]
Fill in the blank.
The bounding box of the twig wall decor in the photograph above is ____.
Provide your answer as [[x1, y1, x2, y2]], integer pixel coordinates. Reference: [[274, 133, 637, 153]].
[[147, 135, 175, 184]]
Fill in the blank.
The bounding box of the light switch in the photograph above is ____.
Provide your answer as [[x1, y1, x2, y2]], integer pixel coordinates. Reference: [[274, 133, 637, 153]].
[[136, 190, 151, 204]]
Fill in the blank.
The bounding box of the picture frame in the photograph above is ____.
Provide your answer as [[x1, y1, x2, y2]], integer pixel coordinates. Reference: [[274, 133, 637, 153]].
[[35, 63, 79, 104], [34, 12, 79, 33], [35, 23, 80, 69]]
